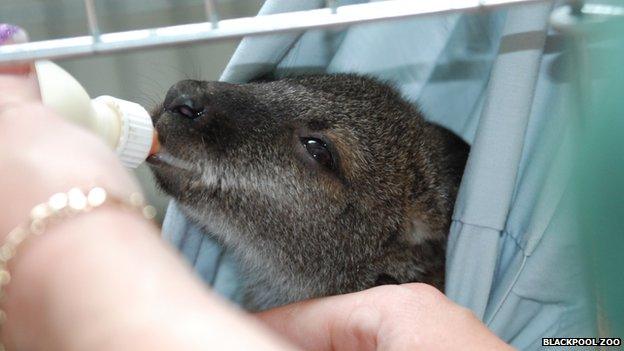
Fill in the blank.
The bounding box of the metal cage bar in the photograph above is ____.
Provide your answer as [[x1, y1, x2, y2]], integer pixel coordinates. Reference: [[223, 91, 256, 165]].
[[326, 0, 339, 14], [204, 0, 220, 29], [1, 0, 620, 65], [84, 0, 102, 41]]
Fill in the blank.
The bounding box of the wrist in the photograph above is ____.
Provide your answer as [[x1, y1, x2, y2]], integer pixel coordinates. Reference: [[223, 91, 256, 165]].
[[0, 157, 140, 238], [2, 204, 158, 350], [0, 102, 142, 237], [2, 206, 291, 351]]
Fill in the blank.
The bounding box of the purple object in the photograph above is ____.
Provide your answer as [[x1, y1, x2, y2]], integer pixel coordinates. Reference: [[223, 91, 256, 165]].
[[0, 24, 27, 45]]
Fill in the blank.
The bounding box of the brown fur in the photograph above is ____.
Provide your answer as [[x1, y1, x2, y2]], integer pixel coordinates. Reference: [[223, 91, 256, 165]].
[[149, 74, 469, 310]]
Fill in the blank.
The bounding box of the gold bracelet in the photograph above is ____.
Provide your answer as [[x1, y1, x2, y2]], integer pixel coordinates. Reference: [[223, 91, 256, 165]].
[[0, 187, 157, 350]]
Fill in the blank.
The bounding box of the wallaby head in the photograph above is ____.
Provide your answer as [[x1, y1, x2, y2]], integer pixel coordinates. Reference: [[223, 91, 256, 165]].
[[149, 73, 469, 310]]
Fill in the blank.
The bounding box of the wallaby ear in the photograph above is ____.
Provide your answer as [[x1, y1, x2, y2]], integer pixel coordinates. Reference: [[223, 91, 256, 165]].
[[404, 206, 444, 245], [404, 124, 468, 244]]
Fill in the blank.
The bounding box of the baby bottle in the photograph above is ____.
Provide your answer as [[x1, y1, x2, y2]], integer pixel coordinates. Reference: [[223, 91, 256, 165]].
[[34, 60, 159, 168]]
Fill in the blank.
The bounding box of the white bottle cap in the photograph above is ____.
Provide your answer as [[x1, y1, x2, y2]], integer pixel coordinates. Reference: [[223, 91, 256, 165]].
[[94, 96, 154, 169]]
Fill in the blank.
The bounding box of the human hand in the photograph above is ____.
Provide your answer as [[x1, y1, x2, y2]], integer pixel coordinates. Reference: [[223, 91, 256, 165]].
[[258, 283, 514, 351], [0, 27, 294, 351], [0, 25, 140, 236]]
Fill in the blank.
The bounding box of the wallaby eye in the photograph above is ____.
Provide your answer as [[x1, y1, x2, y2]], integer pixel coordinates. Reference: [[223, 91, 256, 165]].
[[300, 137, 334, 170]]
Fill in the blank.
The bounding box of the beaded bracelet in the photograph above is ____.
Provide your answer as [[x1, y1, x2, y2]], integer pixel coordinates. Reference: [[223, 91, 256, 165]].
[[0, 187, 156, 351]]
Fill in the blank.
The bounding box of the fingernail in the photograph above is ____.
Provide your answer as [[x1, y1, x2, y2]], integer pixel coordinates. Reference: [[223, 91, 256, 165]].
[[0, 24, 28, 46], [0, 24, 33, 76]]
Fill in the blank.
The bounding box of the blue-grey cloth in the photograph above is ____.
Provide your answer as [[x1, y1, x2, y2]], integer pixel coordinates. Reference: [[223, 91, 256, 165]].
[[163, 1, 594, 349]]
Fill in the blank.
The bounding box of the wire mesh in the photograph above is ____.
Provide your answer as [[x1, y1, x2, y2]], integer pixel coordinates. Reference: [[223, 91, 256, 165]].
[[1, 0, 555, 64]]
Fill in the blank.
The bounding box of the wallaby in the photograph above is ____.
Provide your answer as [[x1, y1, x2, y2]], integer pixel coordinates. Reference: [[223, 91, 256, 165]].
[[149, 74, 469, 311]]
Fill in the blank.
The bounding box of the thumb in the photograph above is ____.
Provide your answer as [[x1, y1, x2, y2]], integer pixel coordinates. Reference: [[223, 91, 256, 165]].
[[256, 288, 385, 351], [0, 24, 31, 74], [0, 24, 40, 108]]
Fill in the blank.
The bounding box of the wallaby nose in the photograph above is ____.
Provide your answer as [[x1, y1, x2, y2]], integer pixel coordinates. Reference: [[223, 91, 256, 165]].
[[164, 80, 206, 120]]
